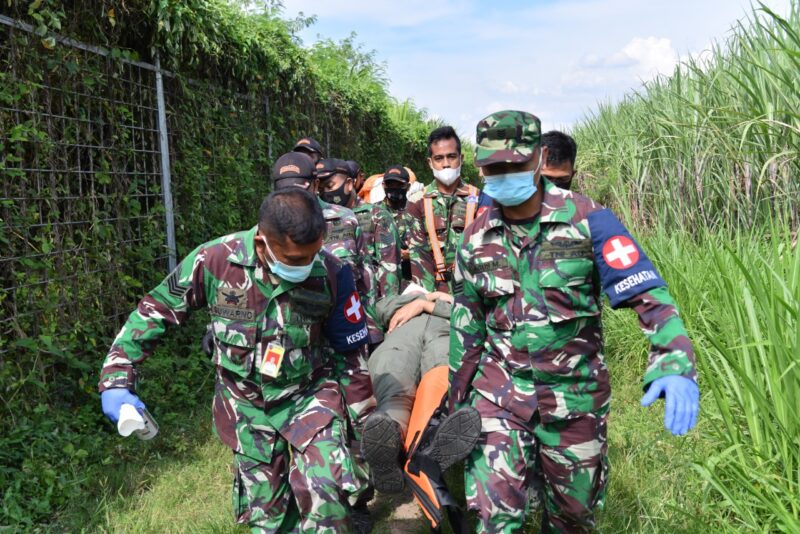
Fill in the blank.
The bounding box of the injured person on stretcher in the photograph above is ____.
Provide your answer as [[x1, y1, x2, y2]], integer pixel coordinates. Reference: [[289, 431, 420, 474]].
[[362, 284, 481, 530]]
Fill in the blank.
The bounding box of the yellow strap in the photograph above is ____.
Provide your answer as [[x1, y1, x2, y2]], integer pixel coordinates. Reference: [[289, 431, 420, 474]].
[[423, 197, 448, 282]]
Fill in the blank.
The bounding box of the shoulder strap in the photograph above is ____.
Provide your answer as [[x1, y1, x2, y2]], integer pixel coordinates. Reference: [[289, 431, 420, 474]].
[[464, 186, 479, 229], [423, 197, 448, 283]]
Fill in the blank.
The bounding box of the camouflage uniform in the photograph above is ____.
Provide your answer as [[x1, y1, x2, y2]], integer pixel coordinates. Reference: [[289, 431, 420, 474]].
[[406, 181, 484, 293], [318, 198, 376, 413], [319, 198, 377, 344], [351, 196, 402, 313], [317, 198, 377, 507], [99, 227, 370, 532], [388, 206, 411, 287], [450, 112, 696, 533], [389, 207, 409, 250]]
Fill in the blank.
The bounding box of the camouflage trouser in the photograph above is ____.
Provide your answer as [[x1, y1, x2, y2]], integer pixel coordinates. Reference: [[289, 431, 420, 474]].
[[337, 351, 376, 504], [232, 419, 357, 533], [465, 408, 609, 533]]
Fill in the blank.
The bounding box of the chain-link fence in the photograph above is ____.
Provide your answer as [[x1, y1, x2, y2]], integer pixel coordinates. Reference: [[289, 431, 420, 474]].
[[0, 15, 292, 361], [0, 15, 173, 358]]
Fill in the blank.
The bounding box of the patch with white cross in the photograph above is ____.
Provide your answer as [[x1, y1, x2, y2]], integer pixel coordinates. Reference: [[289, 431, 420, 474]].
[[323, 264, 369, 352], [588, 208, 666, 308], [602, 235, 640, 269], [344, 292, 363, 324]]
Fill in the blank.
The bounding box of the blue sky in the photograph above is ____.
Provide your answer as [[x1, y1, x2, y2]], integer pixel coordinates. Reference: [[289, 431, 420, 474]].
[[282, 0, 791, 138]]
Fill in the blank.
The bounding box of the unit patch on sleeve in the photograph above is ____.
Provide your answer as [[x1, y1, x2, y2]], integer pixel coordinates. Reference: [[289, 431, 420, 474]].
[[588, 208, 665, 308]]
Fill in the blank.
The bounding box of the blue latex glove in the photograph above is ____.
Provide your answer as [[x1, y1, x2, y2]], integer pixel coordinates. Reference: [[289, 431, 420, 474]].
[[101, 388, 146, 423], [641, 375, 699, 436]]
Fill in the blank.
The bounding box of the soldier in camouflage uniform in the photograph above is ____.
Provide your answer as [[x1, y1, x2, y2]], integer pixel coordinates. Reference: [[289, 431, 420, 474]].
[[381, 165, 413, 286], [99, 188, 370, 532], [346, 160, 367, 196], [406, 126, 490, 294], [271, 153, 376, 518], [317, 157, 402, 326], [541, 130, 578, 190], [293, 136, 324, 165], [449, 110, 700, 532]]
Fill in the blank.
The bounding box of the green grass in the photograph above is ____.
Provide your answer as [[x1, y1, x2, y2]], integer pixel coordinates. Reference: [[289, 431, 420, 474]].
[[100, 436, 242, 534], [71, 233, 777, 533], [44, 228, 796, 532]]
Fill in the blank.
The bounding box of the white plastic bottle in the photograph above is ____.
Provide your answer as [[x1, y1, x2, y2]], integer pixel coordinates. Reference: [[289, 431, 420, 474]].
[[117, 403, 159, 440]]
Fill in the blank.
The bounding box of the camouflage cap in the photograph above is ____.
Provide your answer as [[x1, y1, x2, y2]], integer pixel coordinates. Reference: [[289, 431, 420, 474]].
[[474, 110, 541, 167]]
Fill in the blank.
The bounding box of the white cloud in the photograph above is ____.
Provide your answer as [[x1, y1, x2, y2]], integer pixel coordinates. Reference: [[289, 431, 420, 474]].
[[285, 0, 794, 138], [579, 36, 679, 77], [497, 80, 526, 95], [613, 37, 679, 77], [281, 0, 462, 27]]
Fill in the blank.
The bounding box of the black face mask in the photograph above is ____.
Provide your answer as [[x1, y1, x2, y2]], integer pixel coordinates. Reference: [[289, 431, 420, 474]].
[[385, 189, 407, 209], [320, 181, 352, 206], [542, 173, 574, 191]]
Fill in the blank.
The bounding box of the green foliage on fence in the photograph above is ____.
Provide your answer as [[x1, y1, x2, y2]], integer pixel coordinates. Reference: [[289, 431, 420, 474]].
[[0, 0, 440, 527]]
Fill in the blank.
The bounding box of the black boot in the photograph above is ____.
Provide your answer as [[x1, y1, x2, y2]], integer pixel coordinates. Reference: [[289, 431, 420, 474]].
[[351, 501, 373, 534], [361, 412, 405, 493], [428, 406, 481, 471]]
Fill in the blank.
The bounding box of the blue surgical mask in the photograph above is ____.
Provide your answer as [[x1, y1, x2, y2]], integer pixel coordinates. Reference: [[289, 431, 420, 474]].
[[483, 150, 543, 207], [484, 170, 537, 206], [260, 235, 316, 283]]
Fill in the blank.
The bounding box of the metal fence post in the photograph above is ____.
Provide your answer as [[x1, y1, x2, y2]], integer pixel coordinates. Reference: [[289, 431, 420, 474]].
[[264, 94, 273, 162], [155, 52, 177, 271]]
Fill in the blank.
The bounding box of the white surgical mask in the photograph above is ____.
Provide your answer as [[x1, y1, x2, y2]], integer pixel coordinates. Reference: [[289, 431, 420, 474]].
[[433, 165, 461, 186]]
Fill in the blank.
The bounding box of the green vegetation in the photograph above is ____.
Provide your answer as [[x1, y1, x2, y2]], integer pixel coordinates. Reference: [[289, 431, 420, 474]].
[[572, 1, 800, 530], [575, 3, 800, 234], [0, 0, 440, 528], [3, 0, 799, 531]]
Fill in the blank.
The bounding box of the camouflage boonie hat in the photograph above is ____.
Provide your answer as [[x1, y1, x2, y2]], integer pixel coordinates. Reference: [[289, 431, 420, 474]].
[[474, 110, 541, 167]]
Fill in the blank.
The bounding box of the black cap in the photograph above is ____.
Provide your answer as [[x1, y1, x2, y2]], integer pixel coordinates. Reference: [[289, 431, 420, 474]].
[[382, 165, 410, 184], [272, 152, 315, 182], [293, 137, 323, 155], [345, 160, 361, 178], [315, 158, 351, 180]]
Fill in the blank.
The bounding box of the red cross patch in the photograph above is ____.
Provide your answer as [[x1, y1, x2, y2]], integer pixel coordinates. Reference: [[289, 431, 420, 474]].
[[344, 292, 363, 324], [602, 236, 640, 270]]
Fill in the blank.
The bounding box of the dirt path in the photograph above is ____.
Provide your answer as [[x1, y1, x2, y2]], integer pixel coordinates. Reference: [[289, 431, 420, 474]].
[[370, 488, 428, 533]]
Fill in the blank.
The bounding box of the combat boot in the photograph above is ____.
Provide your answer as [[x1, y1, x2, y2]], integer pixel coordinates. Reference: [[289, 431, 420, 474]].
[[361, 412, 405, 493], [428, 406, 481, 471], [404, 406, 481, 532]]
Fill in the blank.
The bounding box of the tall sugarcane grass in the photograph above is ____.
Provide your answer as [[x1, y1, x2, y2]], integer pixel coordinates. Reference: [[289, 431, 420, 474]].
[[691, 233, 800, 532], [621, 230, 800, 531], [574, 2, 800, 235], [572, 3, 800, 526]]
